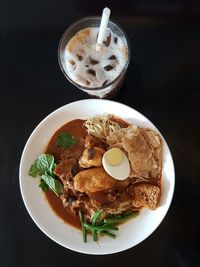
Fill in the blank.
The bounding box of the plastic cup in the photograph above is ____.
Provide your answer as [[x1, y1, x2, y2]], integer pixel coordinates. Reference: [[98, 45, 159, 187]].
[[58, 16, 130, 98]]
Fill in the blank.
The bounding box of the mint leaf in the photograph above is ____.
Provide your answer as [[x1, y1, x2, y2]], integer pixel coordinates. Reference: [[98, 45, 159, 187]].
[[28, 161, 39, 178], [39, 179, 49, 192], [41, 174, 63, 196], [56, 132, 76, 149], [36, 154, 55, 176], [28, 154, 63, 196]]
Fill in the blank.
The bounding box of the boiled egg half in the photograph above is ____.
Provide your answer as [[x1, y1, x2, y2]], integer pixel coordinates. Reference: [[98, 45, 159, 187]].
[[102, 148, 130, 180]]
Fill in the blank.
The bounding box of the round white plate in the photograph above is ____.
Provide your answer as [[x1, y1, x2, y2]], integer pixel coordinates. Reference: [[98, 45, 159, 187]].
[[19, 99, 175, 255]]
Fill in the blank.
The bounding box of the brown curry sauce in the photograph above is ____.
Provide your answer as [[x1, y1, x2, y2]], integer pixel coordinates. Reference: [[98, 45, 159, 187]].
[[45, 119, 86, 229]]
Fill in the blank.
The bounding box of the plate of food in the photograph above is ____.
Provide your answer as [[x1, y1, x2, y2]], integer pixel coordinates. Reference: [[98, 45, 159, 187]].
[[19, 99, 175, 254]]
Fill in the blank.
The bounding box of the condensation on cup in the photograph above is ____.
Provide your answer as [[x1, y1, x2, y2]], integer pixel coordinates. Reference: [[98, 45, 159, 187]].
[[58, 17, 130, 98]]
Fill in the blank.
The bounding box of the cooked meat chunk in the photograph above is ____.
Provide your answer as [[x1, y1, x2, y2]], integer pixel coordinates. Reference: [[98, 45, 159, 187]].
[[133, 184, 161, 210], [85, 134, 97, 148], [88, 180, 132, 208], [107, 125, 162, 179], [116, 178, 130, 188], [79, 147, 105, 168], [74, 167, 117, 193], [54, 158, 77, 185], [85, 134, 106, 149]]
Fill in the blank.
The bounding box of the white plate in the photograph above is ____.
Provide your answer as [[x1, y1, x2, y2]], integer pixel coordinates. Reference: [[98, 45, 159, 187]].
[[19, 99, 175, 255]]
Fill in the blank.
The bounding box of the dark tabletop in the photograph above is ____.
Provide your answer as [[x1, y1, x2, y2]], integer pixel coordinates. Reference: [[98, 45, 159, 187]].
[[1, 0, 200, 266]]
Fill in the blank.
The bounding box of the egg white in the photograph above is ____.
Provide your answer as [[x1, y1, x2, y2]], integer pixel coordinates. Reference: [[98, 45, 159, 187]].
[[102, 151, 130, 180]]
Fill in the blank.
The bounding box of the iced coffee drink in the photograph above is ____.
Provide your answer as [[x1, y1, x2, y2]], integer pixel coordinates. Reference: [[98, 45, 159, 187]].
[[58, 17, 130, 98]]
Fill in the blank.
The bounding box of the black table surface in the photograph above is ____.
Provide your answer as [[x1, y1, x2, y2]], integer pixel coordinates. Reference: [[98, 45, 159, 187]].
[[1, 1, 200, 266]]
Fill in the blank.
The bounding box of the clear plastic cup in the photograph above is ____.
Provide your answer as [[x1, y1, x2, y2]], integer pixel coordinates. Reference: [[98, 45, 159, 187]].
[[58, 16, 130, 98]]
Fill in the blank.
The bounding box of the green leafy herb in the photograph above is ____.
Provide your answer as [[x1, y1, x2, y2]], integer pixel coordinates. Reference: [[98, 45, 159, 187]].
[[56, 132, 76, 149], [28, 154, 63, 196], [39, 179, 49, 192], [28, 154, 56, 178], [28, 161, 39, 177], [41, 174, 63, 196], [36, 154, 55, 176]]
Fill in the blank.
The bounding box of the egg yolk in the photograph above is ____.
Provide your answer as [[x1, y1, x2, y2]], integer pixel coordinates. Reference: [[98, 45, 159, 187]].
[[104, 148, 124, 166]]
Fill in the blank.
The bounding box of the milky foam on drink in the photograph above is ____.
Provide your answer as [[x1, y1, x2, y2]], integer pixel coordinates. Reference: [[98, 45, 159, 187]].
[[64, 27, 128, 88]]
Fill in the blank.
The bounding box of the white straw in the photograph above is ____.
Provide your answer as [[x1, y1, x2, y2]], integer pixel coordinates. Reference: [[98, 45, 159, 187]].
[[96, 7, 111, 51]]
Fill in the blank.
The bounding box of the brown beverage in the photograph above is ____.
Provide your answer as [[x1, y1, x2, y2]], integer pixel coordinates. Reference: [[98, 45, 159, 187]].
[[58, 17, 130, 98]]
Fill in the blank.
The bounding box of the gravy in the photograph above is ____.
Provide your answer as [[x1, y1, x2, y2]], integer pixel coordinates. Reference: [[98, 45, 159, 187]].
[[45, 119, 86, 229]]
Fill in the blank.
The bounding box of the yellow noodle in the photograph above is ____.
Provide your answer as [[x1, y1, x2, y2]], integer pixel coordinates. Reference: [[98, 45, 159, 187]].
[[84, 114, 123, 139]]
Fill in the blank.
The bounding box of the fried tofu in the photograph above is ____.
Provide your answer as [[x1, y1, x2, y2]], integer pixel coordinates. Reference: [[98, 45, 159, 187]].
[[133, 184, 161, 210]]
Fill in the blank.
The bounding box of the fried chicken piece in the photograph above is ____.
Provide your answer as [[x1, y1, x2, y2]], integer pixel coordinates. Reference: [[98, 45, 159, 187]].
[[79, 147, 105, 168], [74, 167, 117, 193]]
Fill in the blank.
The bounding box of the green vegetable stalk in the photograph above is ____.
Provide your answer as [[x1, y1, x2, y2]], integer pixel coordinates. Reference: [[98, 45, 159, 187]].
[[79, 210, 87, 243], [79, 209, 139, 243]]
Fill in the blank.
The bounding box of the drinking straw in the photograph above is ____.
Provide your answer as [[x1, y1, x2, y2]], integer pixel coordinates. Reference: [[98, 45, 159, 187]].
[[96, 7, 111, 51]]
